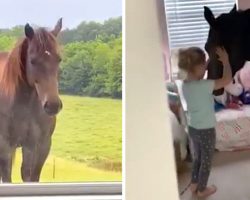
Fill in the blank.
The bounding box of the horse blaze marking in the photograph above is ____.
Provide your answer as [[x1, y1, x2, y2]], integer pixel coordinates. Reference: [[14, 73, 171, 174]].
[[45, 50, 51, 56]]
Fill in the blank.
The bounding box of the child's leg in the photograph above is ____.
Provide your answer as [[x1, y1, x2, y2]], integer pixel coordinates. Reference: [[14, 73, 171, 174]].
[[197, 128, 216, 192], [180, 128, 188, 160], [188, 127, 202, 187]]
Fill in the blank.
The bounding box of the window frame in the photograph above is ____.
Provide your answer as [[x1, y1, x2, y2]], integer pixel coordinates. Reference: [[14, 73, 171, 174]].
[[0, 195, 122, 200], [0, 182, 122, 196]]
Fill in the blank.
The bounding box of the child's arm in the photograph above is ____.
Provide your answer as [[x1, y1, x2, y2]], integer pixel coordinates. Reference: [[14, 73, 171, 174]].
[[213, 47, 232, 90]]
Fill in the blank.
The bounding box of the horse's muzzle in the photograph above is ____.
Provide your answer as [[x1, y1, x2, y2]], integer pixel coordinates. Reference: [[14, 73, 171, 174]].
[[43, 99, 63, 116]]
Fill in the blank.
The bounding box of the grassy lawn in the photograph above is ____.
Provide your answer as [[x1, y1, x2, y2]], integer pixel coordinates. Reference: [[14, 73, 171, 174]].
[[12, 95, 122, 182], [12, 149, 121, 183]]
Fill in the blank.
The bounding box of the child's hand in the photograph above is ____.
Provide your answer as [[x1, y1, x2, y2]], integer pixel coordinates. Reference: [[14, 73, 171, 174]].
[[216, 47, 229, 64]]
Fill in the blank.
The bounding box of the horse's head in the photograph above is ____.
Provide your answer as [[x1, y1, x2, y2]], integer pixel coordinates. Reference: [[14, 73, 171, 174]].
[[204, 4, 250, 94], [24, 19, 63, 116]]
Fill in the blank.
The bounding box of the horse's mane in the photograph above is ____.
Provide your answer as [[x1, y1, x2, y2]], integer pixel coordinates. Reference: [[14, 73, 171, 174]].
[[0, 28, 59, 100]]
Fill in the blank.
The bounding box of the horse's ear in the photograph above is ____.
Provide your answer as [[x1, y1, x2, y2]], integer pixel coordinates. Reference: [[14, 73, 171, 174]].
[[204, 6, 216, 27], [25, 23, 34, 39], [51, 18, 62, 36], [230, 4, 237, 13]]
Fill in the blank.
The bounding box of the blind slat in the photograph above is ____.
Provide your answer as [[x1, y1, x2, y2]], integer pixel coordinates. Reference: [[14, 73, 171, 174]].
[[166, 7, 233, 15], [168, 26, 208, 31], [166, 4, 233, 11], [166, 0, 234, 6], [168, 29, 208, 35], [170, 33, 208, 39], [168, 21, 209, 27]]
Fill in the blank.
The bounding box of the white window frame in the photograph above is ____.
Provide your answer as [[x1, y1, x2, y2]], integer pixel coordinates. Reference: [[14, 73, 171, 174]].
[[0, 182, 121, 196], [0, 196, 122, 200]]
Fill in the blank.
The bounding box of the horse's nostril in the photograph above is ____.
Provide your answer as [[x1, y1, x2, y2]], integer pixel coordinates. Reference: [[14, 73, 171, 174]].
[[44, 101, 49, 110], [43, 101, 61, 115]]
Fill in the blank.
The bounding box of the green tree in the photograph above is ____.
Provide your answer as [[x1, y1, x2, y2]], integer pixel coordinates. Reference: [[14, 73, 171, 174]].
[[0, 35, 16, 51], [59, 17, 122, 44], [101, 17, 122, 38], [60, 47, 93, 95], [105, 36, 122, 98], [84, 42, 110, 97]]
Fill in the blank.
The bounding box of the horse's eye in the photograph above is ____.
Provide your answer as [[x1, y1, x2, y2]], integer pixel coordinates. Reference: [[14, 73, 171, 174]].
[[31, 58, 43, 66], [31, 59, 38, 65]]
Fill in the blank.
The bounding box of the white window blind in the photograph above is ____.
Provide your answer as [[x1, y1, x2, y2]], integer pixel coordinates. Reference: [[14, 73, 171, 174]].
[[164, 0, 236, 50]]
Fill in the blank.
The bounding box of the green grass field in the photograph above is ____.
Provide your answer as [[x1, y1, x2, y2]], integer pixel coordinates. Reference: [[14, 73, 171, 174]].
[[12, 95, 122, 182]]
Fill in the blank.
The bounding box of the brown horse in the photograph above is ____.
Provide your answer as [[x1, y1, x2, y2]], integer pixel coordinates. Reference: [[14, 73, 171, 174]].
[[0, 19, 63, 182]]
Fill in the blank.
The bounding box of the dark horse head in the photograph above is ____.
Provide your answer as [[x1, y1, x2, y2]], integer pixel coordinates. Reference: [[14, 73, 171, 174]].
[[204, 4, 250, 95], [0, 18, 63, 116]]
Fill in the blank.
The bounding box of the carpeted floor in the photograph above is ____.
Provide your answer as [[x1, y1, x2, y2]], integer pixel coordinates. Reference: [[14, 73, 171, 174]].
[[178, 150, 250, 200]]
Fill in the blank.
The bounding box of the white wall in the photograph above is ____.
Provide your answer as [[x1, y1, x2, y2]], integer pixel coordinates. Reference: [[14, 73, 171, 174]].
[[125, 0, 179, 199], [156, 0, 171, 81], [238, 0, 250, 9]]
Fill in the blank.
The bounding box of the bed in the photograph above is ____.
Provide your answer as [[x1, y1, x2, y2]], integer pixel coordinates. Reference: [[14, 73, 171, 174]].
[[215, 107, 250, 151], [175, 80, 250, 152]]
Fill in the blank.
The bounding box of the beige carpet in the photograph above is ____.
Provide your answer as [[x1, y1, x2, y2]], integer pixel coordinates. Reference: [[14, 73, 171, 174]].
[[178, 151, 250, 200]]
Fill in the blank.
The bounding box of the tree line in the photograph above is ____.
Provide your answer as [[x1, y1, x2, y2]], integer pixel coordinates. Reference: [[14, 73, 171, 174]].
[[0, 17, 122, 98]]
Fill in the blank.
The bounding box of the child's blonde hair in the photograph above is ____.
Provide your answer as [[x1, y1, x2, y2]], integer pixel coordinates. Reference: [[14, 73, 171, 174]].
[[178, 47, 206, 73]]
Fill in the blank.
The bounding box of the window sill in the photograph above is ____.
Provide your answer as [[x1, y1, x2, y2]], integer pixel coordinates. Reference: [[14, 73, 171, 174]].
[[0, 182, 122, 197], [0, 195, 122, 200]]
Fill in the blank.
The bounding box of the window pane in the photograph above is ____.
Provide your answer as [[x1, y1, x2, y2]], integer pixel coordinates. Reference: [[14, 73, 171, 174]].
[[0, 0, 122, 183], [164, 0, 235, 79], [164, 0, 236, 49]]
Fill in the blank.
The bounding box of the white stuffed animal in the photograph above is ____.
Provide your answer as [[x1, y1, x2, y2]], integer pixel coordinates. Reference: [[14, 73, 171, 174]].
[[214, 72, 243, 106], [239, 61, 250, 91], [225, 71, 243, 96], [169, 111, 187, 161], [214, 92, 227, 106]]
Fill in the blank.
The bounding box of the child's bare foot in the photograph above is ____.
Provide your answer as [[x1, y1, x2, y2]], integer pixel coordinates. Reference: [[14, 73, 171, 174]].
[[197, 185, 217, 197], [190, 183, 197, 193]]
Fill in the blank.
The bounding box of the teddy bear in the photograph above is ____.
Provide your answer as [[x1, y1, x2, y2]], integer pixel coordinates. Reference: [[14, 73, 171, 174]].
[[214, 71, 244, 109]]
